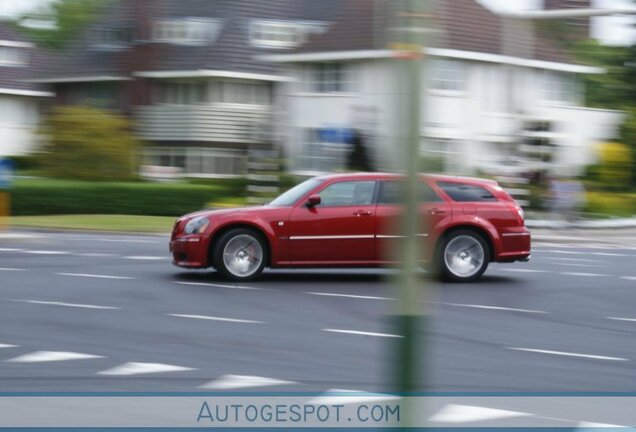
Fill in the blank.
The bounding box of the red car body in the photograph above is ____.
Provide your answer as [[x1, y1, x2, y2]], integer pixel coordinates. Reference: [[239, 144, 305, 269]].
[[170, 173, 530, 281]]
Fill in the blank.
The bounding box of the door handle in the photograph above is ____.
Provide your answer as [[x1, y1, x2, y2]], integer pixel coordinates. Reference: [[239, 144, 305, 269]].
[[428, 208, 447, 215], [353, 210, 372, 217]]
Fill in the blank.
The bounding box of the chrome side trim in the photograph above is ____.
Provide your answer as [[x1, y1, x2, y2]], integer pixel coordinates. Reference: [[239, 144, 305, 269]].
[[289, 235, 375, 240], [502, 232, 531, 237]]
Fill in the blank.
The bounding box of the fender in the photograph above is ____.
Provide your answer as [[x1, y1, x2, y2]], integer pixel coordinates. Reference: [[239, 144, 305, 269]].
[[205, 217, 283, 266], [434, 214, 503, 259]]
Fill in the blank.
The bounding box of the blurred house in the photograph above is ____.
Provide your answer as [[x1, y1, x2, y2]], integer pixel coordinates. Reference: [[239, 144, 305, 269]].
[[544, 0, 592, 41], [31, 0, 341, 177], [265, 0, 623, 177], [0, 21, 51, 157]]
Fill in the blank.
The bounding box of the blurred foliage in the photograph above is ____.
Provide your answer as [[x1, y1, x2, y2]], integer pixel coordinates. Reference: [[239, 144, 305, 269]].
[[39, 106, 140, 181], [12, 178, 230, 217], [8, 155, 41, 172], [571, 40, 633, 110], [17, 0, 107, 50], [420, 156, 444, 173], [583, 191, 636, 218], [596, 142, 633, 191]]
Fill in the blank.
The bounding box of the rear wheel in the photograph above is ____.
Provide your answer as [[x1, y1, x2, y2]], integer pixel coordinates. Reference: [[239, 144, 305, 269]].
[[213, 228, 267, 281], [438, 230, 489, 282]]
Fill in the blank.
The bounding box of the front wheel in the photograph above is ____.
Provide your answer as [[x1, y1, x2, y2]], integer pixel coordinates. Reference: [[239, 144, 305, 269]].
[[438, 230, 489, 282], [213, 228, 267, 281]]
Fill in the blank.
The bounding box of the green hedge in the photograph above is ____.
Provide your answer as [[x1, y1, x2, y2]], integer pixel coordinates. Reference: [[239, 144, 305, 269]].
[[583, 191, 636, 218], [11, 179, 230, 217]]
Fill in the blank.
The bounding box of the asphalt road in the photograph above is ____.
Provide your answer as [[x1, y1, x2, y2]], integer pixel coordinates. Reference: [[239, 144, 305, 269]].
[[1, 228, 636, 396]]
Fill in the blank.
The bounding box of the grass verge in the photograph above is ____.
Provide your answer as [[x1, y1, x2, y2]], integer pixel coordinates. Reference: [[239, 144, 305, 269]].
[[8, 214, 176, 233]]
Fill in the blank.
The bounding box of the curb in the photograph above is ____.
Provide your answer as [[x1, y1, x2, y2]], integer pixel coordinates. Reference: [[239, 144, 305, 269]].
[[527, 218, 636, 229]]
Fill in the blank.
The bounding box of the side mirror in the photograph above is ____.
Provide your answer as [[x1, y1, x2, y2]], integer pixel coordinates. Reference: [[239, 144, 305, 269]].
[[306, 194, 321, 207]]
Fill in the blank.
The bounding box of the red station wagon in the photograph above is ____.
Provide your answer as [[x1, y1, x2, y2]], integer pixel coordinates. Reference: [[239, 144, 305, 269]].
[[170, 173, 531, 282]]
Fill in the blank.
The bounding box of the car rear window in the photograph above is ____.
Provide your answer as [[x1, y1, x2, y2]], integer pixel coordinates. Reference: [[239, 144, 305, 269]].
[[379, 181, 441, 204], [437, 182, 497, 202]]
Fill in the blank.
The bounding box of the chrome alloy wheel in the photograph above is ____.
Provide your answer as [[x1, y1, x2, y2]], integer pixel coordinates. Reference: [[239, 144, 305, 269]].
[[443, 235, 485, 278], [222, 234, 264, 278]]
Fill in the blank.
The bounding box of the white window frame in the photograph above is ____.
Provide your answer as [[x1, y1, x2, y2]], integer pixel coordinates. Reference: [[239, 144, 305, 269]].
[[154, 18, 221, 46], [542, 71, 578, 105], [250, 20, 302, 49], [428, 59, 465, 93], [0, 46, 26, 67]]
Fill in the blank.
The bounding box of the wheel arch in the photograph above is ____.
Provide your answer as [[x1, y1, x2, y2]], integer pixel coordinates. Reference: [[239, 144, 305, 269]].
[[435, 224, 496, 263], [207, 222, 272, 268]]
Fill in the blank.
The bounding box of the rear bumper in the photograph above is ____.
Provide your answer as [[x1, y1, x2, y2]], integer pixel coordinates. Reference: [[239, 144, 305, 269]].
[[169, 236, 208, 268], [496, 227, 531, 262]]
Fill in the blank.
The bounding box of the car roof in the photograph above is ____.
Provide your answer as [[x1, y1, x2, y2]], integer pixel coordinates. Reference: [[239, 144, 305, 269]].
[[314, 172, 497, 186]]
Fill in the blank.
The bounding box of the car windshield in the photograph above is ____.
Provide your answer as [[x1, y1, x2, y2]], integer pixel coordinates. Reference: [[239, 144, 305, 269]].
[[269, 178, 323, 207]]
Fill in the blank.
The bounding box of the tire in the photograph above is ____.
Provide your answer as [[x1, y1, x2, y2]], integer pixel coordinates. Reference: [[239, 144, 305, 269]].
[[437, 229, 490, 282], [212, 228, 268, 281]]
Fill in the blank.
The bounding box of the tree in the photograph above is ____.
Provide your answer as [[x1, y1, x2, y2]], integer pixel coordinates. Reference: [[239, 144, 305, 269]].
[[17, 0, 107, 50], [39, 106, 140, 181]]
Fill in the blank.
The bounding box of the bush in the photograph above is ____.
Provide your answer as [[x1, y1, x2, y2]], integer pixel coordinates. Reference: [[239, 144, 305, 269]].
[[597, 142, 632, 191], [583, 191, 636, 217], [39, 106, 140, 181], [12, 179, 230, 216]]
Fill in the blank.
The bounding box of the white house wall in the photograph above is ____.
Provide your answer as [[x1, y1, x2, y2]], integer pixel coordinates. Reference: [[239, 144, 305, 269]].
[[0, 95, 40, 157]]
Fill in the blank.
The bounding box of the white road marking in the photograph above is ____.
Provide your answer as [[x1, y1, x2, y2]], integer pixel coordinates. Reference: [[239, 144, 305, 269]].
[[508, 348, 628, 362], [169, 314, 264, 324], [94, 238, 158, 244], [551, 257, 604, 263], [0, 344, 18, 349], [307, 389, 400, 406], [24, 250, 69, 255], [443, 303, 548, 314], [124, 256, 167, 261], [428, 404, 531, 424], [7, 299, 120, 310], [174, 281, 263, 290], [97, 362, 196, 376], [56, 273, 134, 280], [0, 248, 23, 252], [620, 276, 636, 281], [322, 329, 403, 338], [200, 375, 297, 390], [6, 351, 103, 363], [607, 317, 636, 323], [560, 272, 608, 277], [497, 268, 547, 273], [556, 263, 605, 268], [306, 292, 394, 301], [76, 253, 117, 258], [0, 268, 25, 272], [592, 252, 628, 257], [576, 421, 625, 428]]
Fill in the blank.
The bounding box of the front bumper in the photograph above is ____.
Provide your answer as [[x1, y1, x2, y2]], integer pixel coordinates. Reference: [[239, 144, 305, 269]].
[[169, 236, 208, 268]]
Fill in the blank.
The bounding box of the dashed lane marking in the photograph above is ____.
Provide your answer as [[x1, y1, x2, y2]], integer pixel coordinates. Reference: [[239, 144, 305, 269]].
[[607, 317, 636, 323], [123, 256, 168, 261], [0, 268, 25, 272], [428, 404, 532, 424], [307, 389, 400, 406], [620, 276, 636, 281], [496, 268, 547, 273], [0, 344, 18, 349], [560, 272, 608, 277], [306, 292, 394, 301], [322, 329, 403, 338], [6, 351, 104, 363], [508, 348, 628, 362], [168, 313, 264, 324], [23, 250, 69, 255], [7, 299, 121, 310], [174, 281, 263, 290], [97, 362, 196, 376], [443, 303, 548, 314], [200, 375, 297, 390], [56, 273, 134, 280]]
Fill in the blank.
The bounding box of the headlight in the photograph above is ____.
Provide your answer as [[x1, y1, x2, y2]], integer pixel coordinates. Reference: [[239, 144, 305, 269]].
[[184, 217, 209, 234]]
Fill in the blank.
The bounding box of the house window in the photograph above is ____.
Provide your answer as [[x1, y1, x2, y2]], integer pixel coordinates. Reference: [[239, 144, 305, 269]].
[[143, 147, 246, 176], [154, 18, 221, 45], [158, 82, 208, 105], [483, 66, 511, 113], [211, 81, 271, 105], [429, 59, 464, 92], [297, 128, 349, 173], [250, 20, 301, 49], [90, 27, 130, 50], [307, 63, 349, 93], [543, 71, 577, 104], [0, 47, 26, 66]]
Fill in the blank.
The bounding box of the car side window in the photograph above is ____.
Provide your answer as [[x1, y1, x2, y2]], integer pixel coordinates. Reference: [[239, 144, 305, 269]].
[[437, 182, 497, 202], [318, 181, 376, 207], [379, 181, 442, 205]]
